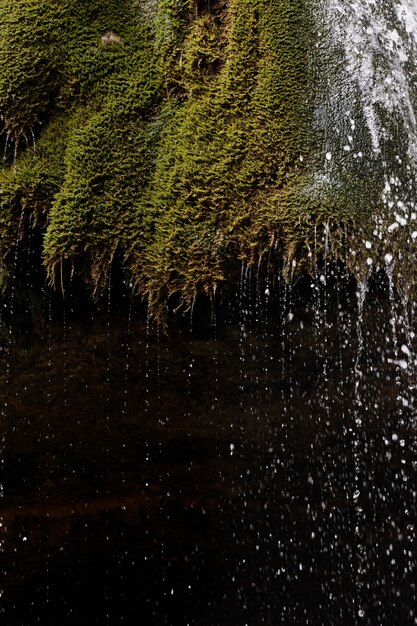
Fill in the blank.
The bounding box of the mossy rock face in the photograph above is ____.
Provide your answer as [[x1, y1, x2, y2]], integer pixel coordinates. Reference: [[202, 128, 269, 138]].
[[1, 0, 415, 311], [0, 0, 160, 283]]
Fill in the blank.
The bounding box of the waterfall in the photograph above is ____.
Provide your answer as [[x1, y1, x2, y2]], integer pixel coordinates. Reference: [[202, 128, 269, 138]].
[[2, 2, 417, 624], [313, 0, 417, 260], [323, 0, 417, 159]]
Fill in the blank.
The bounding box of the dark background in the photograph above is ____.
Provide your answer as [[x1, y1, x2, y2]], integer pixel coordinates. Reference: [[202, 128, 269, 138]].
[[1, 267, 416, 625]]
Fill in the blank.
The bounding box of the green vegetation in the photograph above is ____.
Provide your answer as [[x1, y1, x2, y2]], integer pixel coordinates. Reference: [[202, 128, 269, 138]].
[[0, 0, 384, 312]]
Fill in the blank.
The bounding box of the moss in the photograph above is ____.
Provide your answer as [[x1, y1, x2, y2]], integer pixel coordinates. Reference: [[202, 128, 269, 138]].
[[0, 112, 71, 285], [42, 13, 162, 287], [43, 104, 159, 288], [0, 0, 161, 285], [0, 0, 399, 313], [0, 0, 137, 147], [129, 0, 318, 303]]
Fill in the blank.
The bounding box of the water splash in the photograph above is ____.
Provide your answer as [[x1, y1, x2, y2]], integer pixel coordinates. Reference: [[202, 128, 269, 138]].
[[319, 0, 417, 157], [326, 0, 417, 156], [315, 0, 417, 260]]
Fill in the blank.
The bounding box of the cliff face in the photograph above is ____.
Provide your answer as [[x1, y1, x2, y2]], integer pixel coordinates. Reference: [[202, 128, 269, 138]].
[[0, 0, 416, 311]]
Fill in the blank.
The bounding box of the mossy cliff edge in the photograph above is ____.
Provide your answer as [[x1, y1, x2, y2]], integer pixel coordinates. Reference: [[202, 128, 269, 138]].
[[0, 0, 408, 312]]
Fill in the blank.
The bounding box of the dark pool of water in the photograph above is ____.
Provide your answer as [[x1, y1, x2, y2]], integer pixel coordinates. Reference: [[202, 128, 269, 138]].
[[1, 275, 417, 625]]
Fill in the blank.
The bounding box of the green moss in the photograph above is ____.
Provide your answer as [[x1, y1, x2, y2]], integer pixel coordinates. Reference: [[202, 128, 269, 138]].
[[0, 112, 71, 284], [0, 0, 161, 285], [129, 0, 318, 303], [43, 104, 159, 287], [42, 12, 161, 287], [0, 0, 386, 312], [0, 1, 59, 149], [0, 0, 137, 147]]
